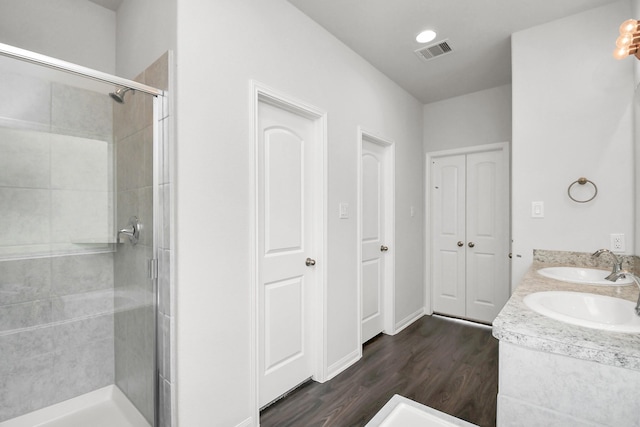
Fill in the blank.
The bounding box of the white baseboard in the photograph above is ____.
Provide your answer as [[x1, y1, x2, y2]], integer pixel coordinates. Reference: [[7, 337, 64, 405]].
[[236, 416, 253, 427], [393, 308, 425, 335], [325, 348, 361, 381]]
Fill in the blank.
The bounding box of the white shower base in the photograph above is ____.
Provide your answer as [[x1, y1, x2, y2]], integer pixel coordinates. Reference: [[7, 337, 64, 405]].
[[0, 385, 150, 427], [366, 395, 478, 427]]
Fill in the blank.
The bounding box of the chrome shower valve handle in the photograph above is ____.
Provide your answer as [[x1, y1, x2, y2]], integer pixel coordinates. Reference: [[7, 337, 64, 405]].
[[118, 216, 140, 245]]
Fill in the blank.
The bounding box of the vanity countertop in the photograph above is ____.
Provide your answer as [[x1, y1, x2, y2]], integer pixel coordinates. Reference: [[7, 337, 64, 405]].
[[492, 261, 640, 371]]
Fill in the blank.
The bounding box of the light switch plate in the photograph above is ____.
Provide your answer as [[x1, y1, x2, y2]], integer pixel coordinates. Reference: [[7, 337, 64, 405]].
[[531, 201, 544, 218], [339, 203, 349, 219]]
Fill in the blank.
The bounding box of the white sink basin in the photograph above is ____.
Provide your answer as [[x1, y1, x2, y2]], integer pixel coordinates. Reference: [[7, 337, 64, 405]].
[[523, 291, 640, 332], [537, 267, 633, 285]]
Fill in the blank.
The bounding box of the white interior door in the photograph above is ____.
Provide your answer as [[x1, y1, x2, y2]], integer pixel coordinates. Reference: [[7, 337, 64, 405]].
[[431, 154, 466, 317], [257, 100, 316, 407], [465, 150, 509, 322], [361, 140, 387, 343]]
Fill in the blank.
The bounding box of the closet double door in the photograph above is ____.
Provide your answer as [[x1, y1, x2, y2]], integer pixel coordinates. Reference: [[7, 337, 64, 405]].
[[430, 146, 509, 324]]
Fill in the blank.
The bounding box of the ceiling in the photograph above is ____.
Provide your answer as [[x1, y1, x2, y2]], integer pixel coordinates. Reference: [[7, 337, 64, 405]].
[[286, 0, 621, 104], [86, 0, 622, 103]]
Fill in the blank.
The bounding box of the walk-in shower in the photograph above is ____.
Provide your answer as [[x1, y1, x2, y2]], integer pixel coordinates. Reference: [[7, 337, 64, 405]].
[[0, 43, 168, 427]]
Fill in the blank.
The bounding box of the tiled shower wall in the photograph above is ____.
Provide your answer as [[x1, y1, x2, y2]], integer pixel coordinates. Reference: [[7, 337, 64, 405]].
[[0, 71, 116, 422], [113, 51, 174, 427]]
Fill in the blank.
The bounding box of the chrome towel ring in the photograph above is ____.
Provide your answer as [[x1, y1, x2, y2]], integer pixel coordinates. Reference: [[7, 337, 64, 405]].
[[568, 177, 598, 203]]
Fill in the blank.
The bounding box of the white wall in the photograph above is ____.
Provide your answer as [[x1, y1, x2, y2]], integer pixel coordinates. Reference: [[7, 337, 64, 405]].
[[174, 0, 424, 425], [115, 0, 176, 79], [0, 0, 115, 73], [512, 0, 635, 285], [423, 84, 512, 152]]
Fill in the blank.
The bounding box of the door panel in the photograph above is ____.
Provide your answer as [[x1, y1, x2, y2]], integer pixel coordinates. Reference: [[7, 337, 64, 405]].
[[431, 155, 466, 317], [362, 259, 381, 323], [466, 150, 509, 322], [361, 140, 386, 343], [258, 101, 315, 407], [264, 276, 304, 373], [264, 128, 303, 254]]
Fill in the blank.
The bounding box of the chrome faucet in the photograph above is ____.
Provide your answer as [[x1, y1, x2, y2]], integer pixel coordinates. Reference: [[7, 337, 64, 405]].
[[606, 271, 640, 316], [592, 249, 623, 281]]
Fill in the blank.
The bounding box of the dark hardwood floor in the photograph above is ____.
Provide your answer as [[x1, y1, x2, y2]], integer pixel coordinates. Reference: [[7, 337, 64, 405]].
[[260, 314, 498, 427]]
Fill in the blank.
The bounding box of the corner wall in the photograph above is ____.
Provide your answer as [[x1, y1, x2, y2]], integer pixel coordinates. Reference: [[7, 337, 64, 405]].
[[174, 0, 424, 425], [512, 1, 634, 285], [423, 84, 512, 153], [115, 0, 177, 79], [0, 0, 115, 73]]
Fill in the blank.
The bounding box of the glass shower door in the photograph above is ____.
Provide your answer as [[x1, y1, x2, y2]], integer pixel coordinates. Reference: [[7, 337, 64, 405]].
[[0, 48, 160, 426]]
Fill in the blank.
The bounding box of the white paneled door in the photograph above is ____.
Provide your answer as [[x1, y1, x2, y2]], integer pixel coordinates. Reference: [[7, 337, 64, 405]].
[[465, 150, 509, 321], [361, 138, 391, 343], [430, 145, 509, 324], [257, 100, 317, 407], [431, 154, 467, 317]]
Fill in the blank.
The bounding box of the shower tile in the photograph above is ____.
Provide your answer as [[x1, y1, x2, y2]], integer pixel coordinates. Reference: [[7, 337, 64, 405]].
[[0, 257, 52, 305], [51, 252, 114, 296], [0, 324, 55, 364], [0, 71, 51, 127], [52, 336, 114, 401], [52, 288, 114, 321], [50, 133, 110, 191], [114, 244, 154, 299], [51, 189, 111, 244], [162, 184, 171, 248], [0, 188, 51, 247], [114, 336, 129, 395], [159, 117, 171, 185], [0, 353, 56, 422], [157, 312, 171, 380], [51, 83, 112, 140], [117, 189, 140, 239], [0, 244, 53, 259], [0, 299, 52, 332], [138, 186, 154, 247], [143, 125, 153, 188], [126, 338, 155, 423], [129, 305, 155, 352], [0, 127, 51, 188], [158, 249, 171, 316], [157, 184, 166, 249], [0, 116, 51, 132], [113, 89, 152, 141], [54, 313, 114, 349], [117, 130, 146, 191], [144, 52, 169, 92]]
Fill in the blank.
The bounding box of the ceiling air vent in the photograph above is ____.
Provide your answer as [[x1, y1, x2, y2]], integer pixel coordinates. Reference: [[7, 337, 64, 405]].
[[414, 40, 453, 62]]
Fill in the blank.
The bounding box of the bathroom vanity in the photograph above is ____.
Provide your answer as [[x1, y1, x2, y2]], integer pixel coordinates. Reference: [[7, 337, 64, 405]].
[[492, 251, 640, 427]]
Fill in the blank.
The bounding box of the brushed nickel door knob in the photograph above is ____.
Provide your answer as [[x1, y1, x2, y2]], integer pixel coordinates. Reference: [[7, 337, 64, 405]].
[[457, 241, 464, 247], [380, 245, 389, 252], [305, 258, 316, 266], [468, 242, 475, 248]]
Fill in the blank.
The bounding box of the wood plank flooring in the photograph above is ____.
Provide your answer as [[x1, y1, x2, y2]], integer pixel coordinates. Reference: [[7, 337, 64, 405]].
[[260, 314, 498, 427]]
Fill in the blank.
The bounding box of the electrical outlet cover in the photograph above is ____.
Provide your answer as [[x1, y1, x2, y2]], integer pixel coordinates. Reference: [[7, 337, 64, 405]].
[[610, 233, 625, 253]]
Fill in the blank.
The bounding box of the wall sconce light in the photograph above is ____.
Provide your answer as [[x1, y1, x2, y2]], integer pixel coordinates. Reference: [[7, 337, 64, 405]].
[[613, 19, 640, 60]]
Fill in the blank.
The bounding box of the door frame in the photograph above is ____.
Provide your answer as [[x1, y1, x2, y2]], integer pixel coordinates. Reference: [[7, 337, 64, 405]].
[[424, 142, 510, 315], [357, 127, 396, 349], [250, 81, 328, 418]]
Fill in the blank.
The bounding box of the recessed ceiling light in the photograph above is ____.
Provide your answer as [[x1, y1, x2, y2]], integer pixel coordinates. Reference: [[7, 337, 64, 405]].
[[416, 30, 437, 44]]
